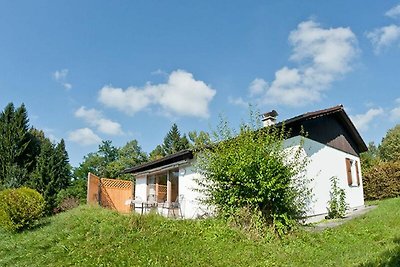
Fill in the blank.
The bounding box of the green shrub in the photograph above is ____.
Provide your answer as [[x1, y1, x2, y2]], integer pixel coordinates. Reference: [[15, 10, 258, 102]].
[[56, 179, 87, 204], [196, 111, 311, 236], [0, 187, 45, 231], [54, 179, 87, 213], [326, 176, 348, 219], [363, 161, 400, 200]]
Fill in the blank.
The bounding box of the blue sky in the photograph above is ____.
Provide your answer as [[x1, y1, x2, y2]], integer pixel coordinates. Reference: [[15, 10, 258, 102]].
[[1, 1, 400, 166]]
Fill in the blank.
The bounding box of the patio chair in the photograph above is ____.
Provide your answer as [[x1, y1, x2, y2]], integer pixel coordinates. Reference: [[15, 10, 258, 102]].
[[144, 194, 158, 212], [162, 194, 183, 219]]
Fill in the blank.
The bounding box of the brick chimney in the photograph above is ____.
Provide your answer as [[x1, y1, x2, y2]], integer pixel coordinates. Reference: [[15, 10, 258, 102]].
[[261, 110, 278, 127]]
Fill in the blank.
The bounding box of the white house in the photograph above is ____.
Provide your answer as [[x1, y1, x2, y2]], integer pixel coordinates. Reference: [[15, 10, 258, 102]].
[[124, 105, 367, 220]]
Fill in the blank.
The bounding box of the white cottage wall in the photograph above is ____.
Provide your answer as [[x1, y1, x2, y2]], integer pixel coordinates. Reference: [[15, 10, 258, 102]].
[[284, 136, 365, 217], [135, 175, 147, 201], [178, 164, 210, 219]]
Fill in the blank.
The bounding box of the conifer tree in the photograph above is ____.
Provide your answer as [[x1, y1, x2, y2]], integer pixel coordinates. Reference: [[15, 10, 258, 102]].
[[162, 123, 190, 155], [0, 103, 33, 187], [31, 138, 71, 213]]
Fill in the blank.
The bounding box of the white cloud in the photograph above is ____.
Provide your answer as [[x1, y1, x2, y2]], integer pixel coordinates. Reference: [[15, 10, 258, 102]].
[[350, 108, 384, 132], [386, 4, 400, 19], [98, 70, 216, 118], [228, 96, 248, 108], [248, 78, 268, 96], [390, 106, 400, 120], [151, 69, 168, 76], [52, 69, 72, 90], [250, 20, 358, 107], [75, 106, 124, 135], [53, 69, 68, 80], [68, 128, 101, 146], [366, 24, 400, 53], [390, 98, 400, 120]]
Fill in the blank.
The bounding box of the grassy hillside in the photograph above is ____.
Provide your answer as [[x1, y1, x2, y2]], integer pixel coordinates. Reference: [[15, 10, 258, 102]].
[[1, 198, 400, 266]]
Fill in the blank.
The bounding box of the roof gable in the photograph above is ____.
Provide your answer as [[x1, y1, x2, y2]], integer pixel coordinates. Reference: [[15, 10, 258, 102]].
[[280, 105, 367, 155]]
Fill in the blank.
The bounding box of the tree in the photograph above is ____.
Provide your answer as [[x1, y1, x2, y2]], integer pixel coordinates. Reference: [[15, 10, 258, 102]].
[[73, 139, 148, 180], [360, 142, 380, 172], [0, 103, 34, 188], [195, 115, 311, 236], [379, 124, 400, 162], [53, 139, 72, 190], [30, 138, 71, 213], [0, 102, 73, 213], [149, 145, 165, 161], [118, 140, 148, 167], [105, 140, 148, 179], [98, 140, 119, 163], [188, 130, 211, 148], [162, 123, 190, 155], [73, 152, 103, 180]]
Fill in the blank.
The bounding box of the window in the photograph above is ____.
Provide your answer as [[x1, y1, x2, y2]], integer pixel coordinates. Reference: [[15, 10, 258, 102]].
[[345, 158, 360, 187]]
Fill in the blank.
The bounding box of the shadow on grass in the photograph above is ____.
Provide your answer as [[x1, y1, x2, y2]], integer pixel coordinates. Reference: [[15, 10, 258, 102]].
[[359, 237, 400, 267], [22, 217, 51, 233]]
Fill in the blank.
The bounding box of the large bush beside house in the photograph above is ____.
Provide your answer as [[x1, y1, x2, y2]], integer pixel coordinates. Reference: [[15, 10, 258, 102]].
[[363, 161, 400, 200], [0, 187, 45, 231], [196, 112, 311, 237]]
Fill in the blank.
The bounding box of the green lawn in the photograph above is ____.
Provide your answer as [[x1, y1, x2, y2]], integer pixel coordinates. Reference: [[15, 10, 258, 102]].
[[1, 198, 400, 267]]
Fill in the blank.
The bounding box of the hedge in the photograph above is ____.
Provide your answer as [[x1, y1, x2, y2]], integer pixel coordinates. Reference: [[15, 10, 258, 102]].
[[363, 161, 400, 200]]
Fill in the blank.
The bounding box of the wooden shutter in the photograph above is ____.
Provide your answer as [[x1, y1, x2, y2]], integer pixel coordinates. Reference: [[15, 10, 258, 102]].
[[345, 158, 352, 186], [355, 160, 360, 186]]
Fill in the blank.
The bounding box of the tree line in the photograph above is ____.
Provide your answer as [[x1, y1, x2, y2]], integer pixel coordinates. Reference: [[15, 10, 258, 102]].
[[74, 123, 211, 180], [0, 103, 70, 213]]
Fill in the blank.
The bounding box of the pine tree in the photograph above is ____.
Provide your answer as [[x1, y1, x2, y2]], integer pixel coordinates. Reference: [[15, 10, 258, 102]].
[[53, 139, 71, 190], [31, 138, 54, 212], [31, 138, 71, 213], [162, 123, 190, 155], [0, 103, 33, 187]]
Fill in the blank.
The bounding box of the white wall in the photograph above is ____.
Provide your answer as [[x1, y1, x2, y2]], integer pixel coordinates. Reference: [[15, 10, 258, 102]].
[[178, 164, 211, 219], [135, 175, 147, 201], [284, 136, 365, 217]]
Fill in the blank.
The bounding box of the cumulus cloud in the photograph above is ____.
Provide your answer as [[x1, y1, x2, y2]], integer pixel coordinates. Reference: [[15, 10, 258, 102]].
[[350, 108, 384, 132], [386, 4, 400, 19], [390, 98, 400, 121], [98, 70, 216, 118], [68, 128, 101, 146], [248, 78, 268, 96], [228, 96, 248, 108], [52, 69, 72, 90], [75, 106, 124, 135], [366, 24, 400, 53], [250, 20, 358, 107], [390, 106, 400, 121]]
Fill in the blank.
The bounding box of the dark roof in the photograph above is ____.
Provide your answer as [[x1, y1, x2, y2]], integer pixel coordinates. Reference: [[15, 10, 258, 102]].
[[277, 105, 368, 153], [123, 149, 193, 174], [124, 105, 367, 174]]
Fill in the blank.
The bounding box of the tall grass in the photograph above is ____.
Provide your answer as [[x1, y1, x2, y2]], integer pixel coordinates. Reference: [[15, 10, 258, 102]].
[[1, 198, 400, 266]]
